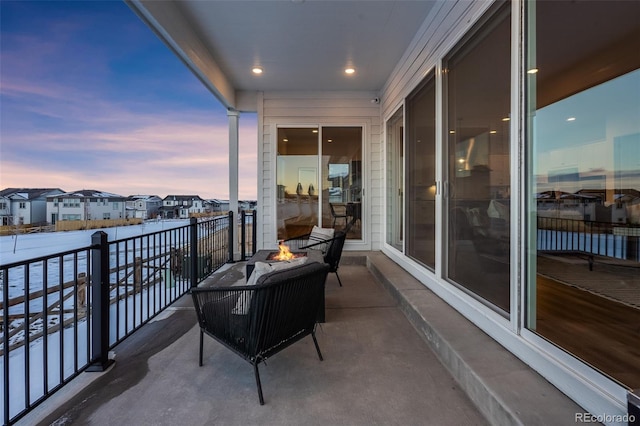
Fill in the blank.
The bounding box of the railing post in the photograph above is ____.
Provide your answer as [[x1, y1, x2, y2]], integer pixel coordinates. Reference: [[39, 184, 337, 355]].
[[252, 210, 257, 258], [241, 210, 247, 260], [190, 217, 198, 289], [227, 211, 234, 263], [87, 231, 114, 372]]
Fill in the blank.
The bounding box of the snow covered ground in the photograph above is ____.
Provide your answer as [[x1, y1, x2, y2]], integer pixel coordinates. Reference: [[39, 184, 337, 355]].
[[1, 219, 190, 265]]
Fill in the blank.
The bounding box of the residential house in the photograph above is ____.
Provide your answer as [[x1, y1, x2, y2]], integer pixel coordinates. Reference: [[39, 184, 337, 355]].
[[160, 195, 206, 218], [46, 190, 126, 223], [126, 195, 162, 219], [129, 0, 639, 421], [579, 188, 640, 224], [206, 199, 230, 213], [536, 190, 601, 222], [239, 200, 256, 211], [0, 194, 10, 226], [0, 188, 65, 225]]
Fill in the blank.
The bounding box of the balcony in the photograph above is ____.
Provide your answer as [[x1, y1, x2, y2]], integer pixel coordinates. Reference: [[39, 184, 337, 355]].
[[14, 253, 583, 426]]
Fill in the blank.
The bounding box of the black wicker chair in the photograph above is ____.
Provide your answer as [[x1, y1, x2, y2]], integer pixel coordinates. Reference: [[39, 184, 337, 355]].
[[283, 221, 351, 287], [190, 261, 330, 405]]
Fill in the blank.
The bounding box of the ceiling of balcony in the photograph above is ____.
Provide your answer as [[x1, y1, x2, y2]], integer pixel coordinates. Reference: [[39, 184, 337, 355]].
[[127, 0, 437, 109]]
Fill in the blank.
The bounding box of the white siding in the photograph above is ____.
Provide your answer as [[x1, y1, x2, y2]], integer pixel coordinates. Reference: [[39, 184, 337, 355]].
[[258, 91, 381, 251]]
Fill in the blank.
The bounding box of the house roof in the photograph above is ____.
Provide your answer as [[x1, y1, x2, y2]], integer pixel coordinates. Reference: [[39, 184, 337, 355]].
[[163, 195, 204, 201], [126, 0, 438, 110], [127, 195, 162, 201], [49, 190, 126, 199], [0, 188, 64, 200]]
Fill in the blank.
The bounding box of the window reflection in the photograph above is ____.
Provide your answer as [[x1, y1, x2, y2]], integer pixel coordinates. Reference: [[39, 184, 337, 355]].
[[406, 74, 436, 268], [445, 4, 511, 313], [321, 127, 362, 240], [386, 107, 404, 251], [276, 128, 319, 239], [528, 0, 640, 388]]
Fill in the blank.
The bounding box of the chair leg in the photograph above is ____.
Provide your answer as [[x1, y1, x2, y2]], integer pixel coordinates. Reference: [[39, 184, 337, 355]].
[[254, 363, 265, 405], [199, 329, 204, 366], [312, 331, 324, 361], [335, 271, 343, 287]]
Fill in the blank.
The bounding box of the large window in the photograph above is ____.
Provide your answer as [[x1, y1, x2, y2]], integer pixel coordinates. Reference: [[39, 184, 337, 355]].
[[277, 126, 363, 240], [321, 127, 363, 240], [526, 0, 640, 388], [386, 107, 404, 251], [276, 127, 320, 239], [444, 3, 511, 313], [406, 74, 436, 269]]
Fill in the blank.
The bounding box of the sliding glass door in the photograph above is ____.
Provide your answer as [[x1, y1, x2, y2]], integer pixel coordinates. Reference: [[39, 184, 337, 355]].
[[386, 107, 404, 251], [321, 127, 363, 240], [443, 3, 511, 314], [277, 126, 363, 241], [526, 0, 640, 389], [276, 127, 320, 239], [406, 73, 436, 269]]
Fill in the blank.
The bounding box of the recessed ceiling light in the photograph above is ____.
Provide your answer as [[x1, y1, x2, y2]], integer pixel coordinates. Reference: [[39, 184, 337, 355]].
[[345, 67, 355, 75], [566, 117, 576, 122], [490, 130, 497, 134], [502, 117, 510, 122], [312, 129, 318, 133], [283, 138, 288, 142], [527, 68, 539, 74], [449, 130, 455, 134], [327, 139, 333, 143], [252, 66, 263, 74]]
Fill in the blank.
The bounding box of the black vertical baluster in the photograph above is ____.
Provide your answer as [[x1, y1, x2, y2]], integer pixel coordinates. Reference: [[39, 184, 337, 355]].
[[43, 260, 49, 397], [24, 264, 31, 410], [241, 210, 246, 260], [3, 266, 10, 426], [73, 252, 79, 373], [116, 242, 121, 340], [191, 217, 198, 289], [228, 211, 234, 263], [252, 211, 257, 258], [85, 249, 91, 369], [59, 255, 64, 385]]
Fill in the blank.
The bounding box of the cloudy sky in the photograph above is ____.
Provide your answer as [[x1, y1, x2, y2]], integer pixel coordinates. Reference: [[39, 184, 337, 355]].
[[0, 1, 257, 200]]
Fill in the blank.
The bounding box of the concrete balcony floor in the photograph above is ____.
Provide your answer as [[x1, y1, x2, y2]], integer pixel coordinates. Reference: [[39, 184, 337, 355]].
[[23, 253, 582, 426]]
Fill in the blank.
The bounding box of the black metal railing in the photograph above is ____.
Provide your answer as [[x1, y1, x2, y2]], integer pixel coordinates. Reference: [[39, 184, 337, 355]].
[[537, 216, 640, 262], [0, 211, 255, 425], [240, 210, 257, 261]]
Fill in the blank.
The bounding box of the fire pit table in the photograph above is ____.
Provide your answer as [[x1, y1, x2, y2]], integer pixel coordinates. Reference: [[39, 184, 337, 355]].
[[245, 248, 326, 322], [245, 248, 324, 279]]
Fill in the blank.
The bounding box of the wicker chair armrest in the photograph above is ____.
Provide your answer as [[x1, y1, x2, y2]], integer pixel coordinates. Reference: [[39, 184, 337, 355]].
[[191, 286, 258, 356], [281, 233, 312, 250]]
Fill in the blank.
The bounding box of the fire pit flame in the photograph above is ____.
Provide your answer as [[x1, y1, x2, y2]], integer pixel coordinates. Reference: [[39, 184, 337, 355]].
[[273, 241, 295, 261]]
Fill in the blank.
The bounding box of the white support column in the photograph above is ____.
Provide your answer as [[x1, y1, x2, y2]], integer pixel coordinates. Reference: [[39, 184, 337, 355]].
[[228, 109, 240, 261]]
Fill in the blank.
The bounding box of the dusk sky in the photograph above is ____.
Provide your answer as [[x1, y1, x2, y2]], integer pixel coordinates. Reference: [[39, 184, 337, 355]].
[[0, 1, 258, 200]]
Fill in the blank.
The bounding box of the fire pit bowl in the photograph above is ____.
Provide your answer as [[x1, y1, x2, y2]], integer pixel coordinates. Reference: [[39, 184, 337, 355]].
[[266, 251, 307, 261], [246, 249, 323, 283]]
